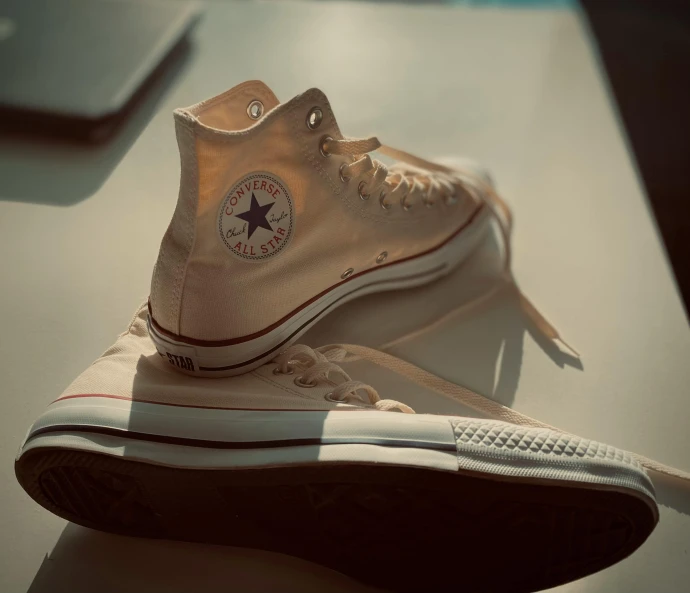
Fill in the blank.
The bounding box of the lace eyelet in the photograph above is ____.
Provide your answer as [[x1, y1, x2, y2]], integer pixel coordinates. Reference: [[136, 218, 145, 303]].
[[358, 181, 370, 201], [339, 163, 350, 184], [319, 136, 332, 158], [401, 194, 413, 211], [423, 198, 435, 209], [247, 100, 264, 120], [294, 375, 317, 388], [341, 268, 354, 279], [444, 192, 458, 206], [376, 251, 388, 264], [272, 365, 294, 376], [306, 107, 323, 130], [325, 392, 347, 403], [379, 191, 391, 210]]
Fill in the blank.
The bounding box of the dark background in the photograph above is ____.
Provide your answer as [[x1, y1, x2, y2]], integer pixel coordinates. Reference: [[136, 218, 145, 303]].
[[582, 0, 690, 316]]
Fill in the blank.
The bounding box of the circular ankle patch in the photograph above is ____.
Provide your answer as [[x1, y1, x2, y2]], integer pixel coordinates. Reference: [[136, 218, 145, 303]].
[[218, 172, 295, 261]]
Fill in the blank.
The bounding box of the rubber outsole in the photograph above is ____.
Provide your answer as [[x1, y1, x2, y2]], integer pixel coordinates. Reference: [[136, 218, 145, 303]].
[[16, 447, 656, 593]]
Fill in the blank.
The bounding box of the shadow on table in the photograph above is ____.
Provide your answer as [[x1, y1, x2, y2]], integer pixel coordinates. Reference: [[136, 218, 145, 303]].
[[0, 37, 194, 207], [654, 473, 690, 517], [302, 228, 582, 411], [28, 523, 376, 593]]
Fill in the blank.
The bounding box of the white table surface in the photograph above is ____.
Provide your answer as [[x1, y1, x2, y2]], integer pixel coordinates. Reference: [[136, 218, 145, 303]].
[[1, 2, 688, 592]]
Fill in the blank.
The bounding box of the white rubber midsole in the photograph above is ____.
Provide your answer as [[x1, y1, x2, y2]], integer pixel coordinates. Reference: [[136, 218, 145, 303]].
[[18, 396, 657, 506], [19, 397, 461, 472], [148, 207, 492, 376], [25, 397, 458, 450]]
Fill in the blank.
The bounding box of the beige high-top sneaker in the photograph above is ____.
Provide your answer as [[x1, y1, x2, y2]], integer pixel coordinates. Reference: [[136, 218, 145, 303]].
[[147, 80, 497, 377], [16, 304, 658, 592]]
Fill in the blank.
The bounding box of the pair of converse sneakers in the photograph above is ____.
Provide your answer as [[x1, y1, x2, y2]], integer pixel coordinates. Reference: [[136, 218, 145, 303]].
[[16, 82, 674, 592]]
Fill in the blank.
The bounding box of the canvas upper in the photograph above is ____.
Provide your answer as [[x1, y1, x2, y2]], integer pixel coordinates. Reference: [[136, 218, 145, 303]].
[[149, 80, 490, 342]]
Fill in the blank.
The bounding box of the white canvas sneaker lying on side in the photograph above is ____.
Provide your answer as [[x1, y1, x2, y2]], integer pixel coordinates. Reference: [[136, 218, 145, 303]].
[[17, 305, 657, 593], [147, 80, 497, 377]]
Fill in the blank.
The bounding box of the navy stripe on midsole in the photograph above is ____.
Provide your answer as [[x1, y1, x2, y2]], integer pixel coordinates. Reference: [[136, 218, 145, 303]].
[[27, 424, 458, 452]]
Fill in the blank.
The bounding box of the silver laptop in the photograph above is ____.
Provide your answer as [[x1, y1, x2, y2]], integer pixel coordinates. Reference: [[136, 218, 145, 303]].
[[0, 0, 201, 136]]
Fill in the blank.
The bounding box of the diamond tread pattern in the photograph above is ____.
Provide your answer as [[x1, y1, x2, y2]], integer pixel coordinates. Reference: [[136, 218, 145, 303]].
[[452, 419, 641, 466]]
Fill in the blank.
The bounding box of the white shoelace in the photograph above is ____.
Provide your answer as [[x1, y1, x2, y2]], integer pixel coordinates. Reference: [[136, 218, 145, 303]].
[[323, 136, 579, 358], [324, 137, 462, 209], [273, 142, 686, 478], [273, 345, 414, 413], [274, 344, 690, 483]]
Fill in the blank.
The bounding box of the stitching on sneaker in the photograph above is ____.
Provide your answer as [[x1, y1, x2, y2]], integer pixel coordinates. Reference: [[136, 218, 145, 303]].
[[171, 123, 199, 334]]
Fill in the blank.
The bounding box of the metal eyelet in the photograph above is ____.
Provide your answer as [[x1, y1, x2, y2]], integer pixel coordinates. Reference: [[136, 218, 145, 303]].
[[358, 181, 370, 201], [339, 163, 350, 183], [319, 136, 332, 157], [376, 251, 388, 264], [247, 100, 264, 120], [341, 268, 354, 279], [294, 375, 317, 388], [401, 194, 413, 211], [272, 365, 294, 376], [423, 197, 435, 209], [444, 191, 458, 206], [379, 191, 391, 210], [306, 107, 323, 130], [325, 392, 347, 403]]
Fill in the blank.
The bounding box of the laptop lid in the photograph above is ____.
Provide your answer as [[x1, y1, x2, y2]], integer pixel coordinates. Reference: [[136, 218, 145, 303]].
[[0, 0, 201, 120]]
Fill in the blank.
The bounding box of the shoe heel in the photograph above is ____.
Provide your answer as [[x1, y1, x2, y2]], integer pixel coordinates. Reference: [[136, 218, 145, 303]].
[[147, 315, 200, 375]]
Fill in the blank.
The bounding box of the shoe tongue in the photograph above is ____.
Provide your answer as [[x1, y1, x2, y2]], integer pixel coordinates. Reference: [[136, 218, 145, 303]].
[[190, 80, 280, 131]]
